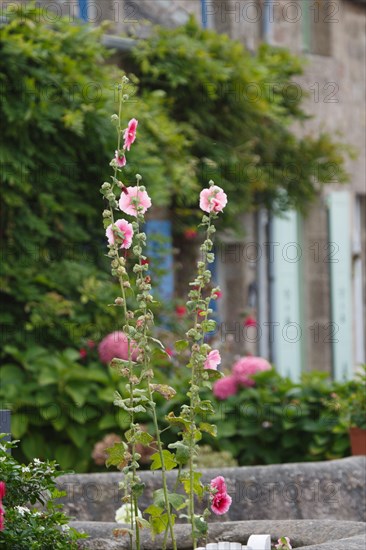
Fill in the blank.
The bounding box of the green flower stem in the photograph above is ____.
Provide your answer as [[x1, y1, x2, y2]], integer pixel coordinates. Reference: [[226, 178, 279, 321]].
[[187, 213, 214, 549], [134, 216, 177, 550]]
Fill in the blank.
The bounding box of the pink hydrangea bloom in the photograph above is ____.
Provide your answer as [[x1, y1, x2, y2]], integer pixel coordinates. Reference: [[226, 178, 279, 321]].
[[210, 476, 232, 515], [106, 219, 134, 249], [204, 349, 221, 370], [119, 186, 152, 217], [98, 331, 139, 364], [213, 375, 238, 400], [115, 150, 126, 167], [232, 356, 272, 387], [123, 118, 138, 151], [200, 185, 227, 213]]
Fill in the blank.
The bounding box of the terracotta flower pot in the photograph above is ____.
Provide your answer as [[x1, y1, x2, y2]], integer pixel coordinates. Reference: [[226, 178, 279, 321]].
[[349, 427, 366, 455]]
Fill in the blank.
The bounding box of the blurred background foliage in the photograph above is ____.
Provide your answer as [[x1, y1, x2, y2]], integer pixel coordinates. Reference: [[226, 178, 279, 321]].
[[0, 7, 351, 470]]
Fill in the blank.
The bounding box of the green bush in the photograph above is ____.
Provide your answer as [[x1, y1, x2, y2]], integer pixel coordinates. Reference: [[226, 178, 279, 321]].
[[0, 435, 85, 548], [201, 369, 350, 464]]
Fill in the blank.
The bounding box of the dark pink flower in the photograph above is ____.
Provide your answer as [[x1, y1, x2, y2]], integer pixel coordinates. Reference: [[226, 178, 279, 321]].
[[204, 349, 221, 370], [175, 305, 186, 317], [123, 118, 138, 151], [243, 316, 257, 328], [87, 339, 96, 349], [232, 356, 271, 387], [0, 481, 5, 531], [213, 290, 222, 299], [213, 375, 238, 400], [79, 348, 87, 359], [200, 185, 227, 213], [184, 228, 198, 240], [210, 476, 232, 515], [106, 219, 134, 249], [98, 331, 139, 364], [119, 186, 152, 217], [115, 150, 126, 167]]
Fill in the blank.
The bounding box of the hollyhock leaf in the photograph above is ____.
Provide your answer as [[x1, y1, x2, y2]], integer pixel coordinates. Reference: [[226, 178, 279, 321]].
[[135, 430, 154, 446], [150, 384, 177, 400], [132, 481, 146, 498], [136, 517, 150, 530], [201, 320, 216, 332], [175, 340, 189, 352], [194, 400, 215, 415], [168, 492, 186, 510], [165, 412, 191, 431], [150, 450, 177, 471], [145, 504, 164, 517], [168, 441, 190, 465], [105, 441, 129, 469], [194, 515, 208, 536], [181, 471, 204, 497], [205, 369, 223, 381], [199, 422, 217, 437]]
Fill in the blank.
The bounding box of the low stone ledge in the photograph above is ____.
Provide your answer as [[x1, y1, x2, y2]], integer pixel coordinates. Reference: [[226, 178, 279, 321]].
[[58, 457, 366, 523], [71, 519, 366, 550]]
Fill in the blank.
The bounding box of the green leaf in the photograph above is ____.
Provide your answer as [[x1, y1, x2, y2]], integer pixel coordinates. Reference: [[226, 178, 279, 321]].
[[168, 441, 190, 465], [11, 413, 29, 438], [174, 340, 189, 352], [105, 441, 129, 470], [150, 450, 177, 471], [180, 471, 203, 498], [199, 422, 217, 437]]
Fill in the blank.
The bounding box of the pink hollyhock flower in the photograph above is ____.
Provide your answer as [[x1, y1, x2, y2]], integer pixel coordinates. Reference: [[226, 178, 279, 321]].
[[232, 356, 272, 387], [106, 219, 134, 249], [119, 186, 152, 217], [213, 375, 238, 400], [0, 481, 5, 531], [98, 331, 139, 364], [212, 290, 222, 299], [204, 349, 221, 370], [79, 348, 87, 359], [123, 118, 138, 151], [200, 185, 227, 213], [210, 476, 232, 515], [115, 150, 126, 167]]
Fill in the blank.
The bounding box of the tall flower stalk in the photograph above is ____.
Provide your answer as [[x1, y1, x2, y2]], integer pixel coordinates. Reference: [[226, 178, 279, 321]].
[[102, 76, 231, 550]]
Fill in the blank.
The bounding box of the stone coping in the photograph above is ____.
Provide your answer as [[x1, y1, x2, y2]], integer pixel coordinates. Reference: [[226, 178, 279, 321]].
[[58, 457, 366, 523], [72, 519, 366, 549]]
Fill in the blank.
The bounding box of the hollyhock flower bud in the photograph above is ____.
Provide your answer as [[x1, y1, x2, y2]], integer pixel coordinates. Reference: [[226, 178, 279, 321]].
[[200, 185, 227, 213], [213, 375, 238, 400], [119, 186, 152, 217], [123, 118, 138, 151], [106, 219, 134, 249], [204, 349, 221, 370]]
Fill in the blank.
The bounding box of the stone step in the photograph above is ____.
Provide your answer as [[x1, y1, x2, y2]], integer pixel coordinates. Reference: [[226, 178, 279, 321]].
[[57, 457, 366, 524], [71, 519, 366, 550]]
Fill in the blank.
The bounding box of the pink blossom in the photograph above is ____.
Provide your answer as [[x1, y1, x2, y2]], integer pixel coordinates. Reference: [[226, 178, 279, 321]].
[[204, 349, 221, 370], [184, 228, 198, 240], [199, 185, 227, 213], [79, 348, 87, 359], [119, 186, 152, 217], [98, 331, 139, 364], [213, 290, 222, 299], [213, 375, 238, 400], [106, 219, 134, 249], [175, 305, 186, 317], [123, 118, 138, 151], [243, 316, 257, 328], [0, 481, 5, 531], [210, 476, 232, 515], [232, 356, 272, 387], [115, 150, 126, 167]]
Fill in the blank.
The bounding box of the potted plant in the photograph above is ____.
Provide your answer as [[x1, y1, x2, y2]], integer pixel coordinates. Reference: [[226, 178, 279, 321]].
[[332, 366, 366, 456]]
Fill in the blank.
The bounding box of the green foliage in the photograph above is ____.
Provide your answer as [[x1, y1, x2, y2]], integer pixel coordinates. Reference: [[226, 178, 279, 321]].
[[203, 369, 350, 464], [0, 435, 86, 548], [328, 366, 366, 430], [132, 17, 349, 223]]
